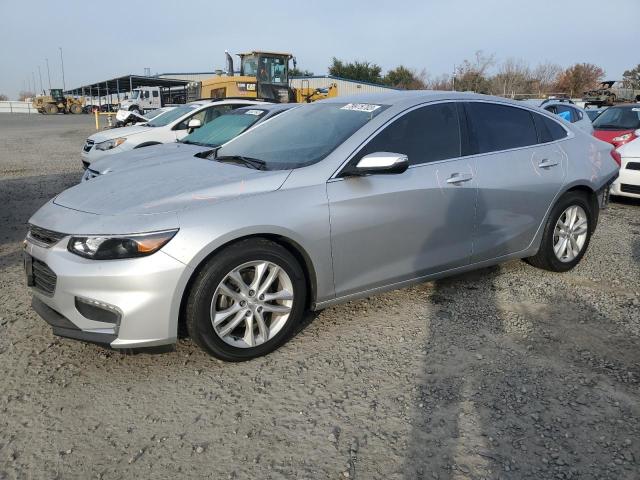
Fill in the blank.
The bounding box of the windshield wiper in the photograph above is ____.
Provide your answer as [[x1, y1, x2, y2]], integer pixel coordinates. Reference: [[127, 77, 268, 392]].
[[215, 155, 267, 170], [181, 140, 211, 147]]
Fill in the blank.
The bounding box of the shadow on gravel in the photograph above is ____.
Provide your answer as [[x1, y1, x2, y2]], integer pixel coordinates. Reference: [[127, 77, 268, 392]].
[[405, 263, 640, 479], [0, 172, 79, 250]]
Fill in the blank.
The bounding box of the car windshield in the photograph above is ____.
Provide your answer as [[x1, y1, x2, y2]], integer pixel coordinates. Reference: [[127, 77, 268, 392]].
[[146, 104, 202, 127], [181, 109, 267, 147], [130, 90, 140, 100], [144, 108, 167, 120], [592, 106, 640, 130], [216, 102, 389, 169]]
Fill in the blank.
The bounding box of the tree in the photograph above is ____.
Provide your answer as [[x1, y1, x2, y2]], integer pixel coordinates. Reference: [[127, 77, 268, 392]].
[[554, 63, 604, 96], [489, 58, 533, 96], [328, 57, 383, 84], [290, 67, 314, 77], [19, 91, 35, 101], [531, 62, 563, 95], [426, 74, 452, 91], [0, 94, 8, 101], [454, 51, 495, 93], [622, 64, 640, 89], [384, 66, 426, 89]]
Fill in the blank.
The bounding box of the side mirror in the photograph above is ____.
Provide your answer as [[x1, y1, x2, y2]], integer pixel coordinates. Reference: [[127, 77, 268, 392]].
[[187, 118, 202, 130], [343, 152, 409, 176]]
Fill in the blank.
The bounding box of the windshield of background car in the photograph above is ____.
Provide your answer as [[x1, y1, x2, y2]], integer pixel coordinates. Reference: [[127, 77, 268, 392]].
[[182, 109, 266, 147], [146, 104, 201, 127], [592, 106, 640, 130], [216, 102, 389, 169]]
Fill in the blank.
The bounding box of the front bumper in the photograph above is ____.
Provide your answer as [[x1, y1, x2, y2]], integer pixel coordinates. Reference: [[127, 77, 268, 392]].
[[81, 144, 127, 168], [25, 236, 189, 349], [611, 157, 640, 199]]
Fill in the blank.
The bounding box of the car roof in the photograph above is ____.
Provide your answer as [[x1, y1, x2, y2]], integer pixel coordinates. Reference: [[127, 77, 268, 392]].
[[234, 103, 297, 113], [318, 90, 555, 110], [186, 99, 268, 108]]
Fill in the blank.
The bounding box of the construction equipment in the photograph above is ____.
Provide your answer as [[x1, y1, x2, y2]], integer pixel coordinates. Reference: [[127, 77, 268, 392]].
[[32, 89, 84, 114], [193, 51, 337, 103]]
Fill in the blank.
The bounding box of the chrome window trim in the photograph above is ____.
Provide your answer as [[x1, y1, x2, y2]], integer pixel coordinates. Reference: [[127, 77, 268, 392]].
[[330, 98, 573, 180]]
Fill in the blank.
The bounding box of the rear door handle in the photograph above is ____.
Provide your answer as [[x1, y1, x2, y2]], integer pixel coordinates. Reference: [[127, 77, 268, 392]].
[[538, 158, 559, 168], [446, 173, 473, 184]]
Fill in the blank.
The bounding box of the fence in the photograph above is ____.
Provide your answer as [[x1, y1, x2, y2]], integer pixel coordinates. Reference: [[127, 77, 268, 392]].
[[0, 101, 38, 114]]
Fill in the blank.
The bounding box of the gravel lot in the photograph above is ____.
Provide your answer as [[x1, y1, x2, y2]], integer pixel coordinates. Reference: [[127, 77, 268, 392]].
[[1, 114, 639, 479]]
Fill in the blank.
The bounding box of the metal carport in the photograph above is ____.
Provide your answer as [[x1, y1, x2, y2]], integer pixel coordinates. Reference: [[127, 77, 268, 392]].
[[64, 75, 190, 107]]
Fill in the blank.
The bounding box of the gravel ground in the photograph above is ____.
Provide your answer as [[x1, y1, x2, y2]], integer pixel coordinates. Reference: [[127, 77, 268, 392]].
[[0, 114, 639, 479]]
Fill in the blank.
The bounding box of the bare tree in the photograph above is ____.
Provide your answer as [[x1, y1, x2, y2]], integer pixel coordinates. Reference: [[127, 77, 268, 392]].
[[490, 57, 533, 97], [426, 73, 452, 90], [531, 62, 563, 95], [454, 51, 495, 93], [0, 94, 8, 101]]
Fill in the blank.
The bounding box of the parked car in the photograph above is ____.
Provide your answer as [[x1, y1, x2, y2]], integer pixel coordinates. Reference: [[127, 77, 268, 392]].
[[25, 92, 619, 360], [611, 136, 640, 199], [80, 99, 265, 168], [525, 99, 594, 133], [585, 107, 607, 122], [81, 103, 298, 182], [592, 104, 640, 149], [113, 106, 175, 128]]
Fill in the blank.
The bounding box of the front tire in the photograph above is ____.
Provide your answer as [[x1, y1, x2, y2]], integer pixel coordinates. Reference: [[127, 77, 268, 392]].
[[186, 238, 307, 361], [526, 191, 595, 272]]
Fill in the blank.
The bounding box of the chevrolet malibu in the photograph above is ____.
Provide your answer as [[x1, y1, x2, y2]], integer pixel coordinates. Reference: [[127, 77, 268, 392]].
[[25, 92, 619, 361]]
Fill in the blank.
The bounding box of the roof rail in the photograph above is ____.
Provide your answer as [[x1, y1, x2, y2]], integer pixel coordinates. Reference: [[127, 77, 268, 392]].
[[540, 98, 574, 106]]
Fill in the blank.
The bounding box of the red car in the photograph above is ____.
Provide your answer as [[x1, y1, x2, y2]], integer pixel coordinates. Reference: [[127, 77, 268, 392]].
[[592, 104, 640, 148]]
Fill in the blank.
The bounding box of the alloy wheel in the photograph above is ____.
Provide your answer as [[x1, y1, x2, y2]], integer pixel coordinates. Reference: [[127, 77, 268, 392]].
[[553, 205, 588, 263], [210, 261, 294, 348]]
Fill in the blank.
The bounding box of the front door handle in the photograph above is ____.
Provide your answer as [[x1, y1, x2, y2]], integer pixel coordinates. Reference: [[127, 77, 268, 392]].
[[446, 173, 473, 184], [538, 158, 559, 168]]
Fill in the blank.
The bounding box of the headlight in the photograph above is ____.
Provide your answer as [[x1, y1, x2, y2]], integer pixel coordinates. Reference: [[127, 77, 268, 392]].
[[95, 137, 127, 151], [612, 133, 632, 142], [67, 230, 178, 260]]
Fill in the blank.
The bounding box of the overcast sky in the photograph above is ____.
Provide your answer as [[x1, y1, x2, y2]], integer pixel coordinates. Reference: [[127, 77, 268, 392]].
[[0, 0, 637, 98]]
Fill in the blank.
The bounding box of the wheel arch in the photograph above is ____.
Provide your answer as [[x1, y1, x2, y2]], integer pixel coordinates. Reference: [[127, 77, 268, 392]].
[[561, 183, 599, 230], [176, 233, 319, 338]]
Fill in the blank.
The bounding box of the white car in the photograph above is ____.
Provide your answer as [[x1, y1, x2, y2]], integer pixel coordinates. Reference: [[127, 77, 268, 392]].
[[611, 136, 640, 199], [524, 99, 594, 134], [80, 99, 264, 168]]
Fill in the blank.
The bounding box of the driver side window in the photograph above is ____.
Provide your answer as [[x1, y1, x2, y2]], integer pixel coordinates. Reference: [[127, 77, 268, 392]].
[[353, 102, 461, 166]]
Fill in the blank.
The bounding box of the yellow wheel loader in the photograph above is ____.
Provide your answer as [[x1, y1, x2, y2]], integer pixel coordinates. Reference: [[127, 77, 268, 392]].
[[33, 89, 84, 114], [194, 51, 337, 103]]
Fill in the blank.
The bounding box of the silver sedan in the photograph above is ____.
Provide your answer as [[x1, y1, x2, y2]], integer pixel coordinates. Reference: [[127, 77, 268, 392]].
[[25, 92, 619, 360]]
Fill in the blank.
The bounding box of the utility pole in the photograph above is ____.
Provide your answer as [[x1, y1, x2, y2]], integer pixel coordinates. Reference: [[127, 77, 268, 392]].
[[32, 72, 37, 94], [45, 58, 52, 90], [59, 47, 66, 91], [38, 66, 44, 94], [452, 64, 456, 91]]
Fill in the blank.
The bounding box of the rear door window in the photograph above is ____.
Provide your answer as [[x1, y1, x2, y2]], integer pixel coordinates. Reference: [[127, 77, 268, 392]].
[[465, 102, 538, 154], [355, 102, 461, 165], [532, 112, 569, 143]]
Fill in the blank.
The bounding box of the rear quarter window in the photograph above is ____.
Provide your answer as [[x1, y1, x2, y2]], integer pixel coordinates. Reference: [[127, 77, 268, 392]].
[[532, 113, 568, 143], [465, 102, 538, 154]]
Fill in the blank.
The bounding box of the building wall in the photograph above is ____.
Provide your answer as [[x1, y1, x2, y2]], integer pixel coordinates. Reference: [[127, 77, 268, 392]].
[[290, 76, 397, 96]]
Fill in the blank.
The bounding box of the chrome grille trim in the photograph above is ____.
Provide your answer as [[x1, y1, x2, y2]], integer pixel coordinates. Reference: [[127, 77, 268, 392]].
[[27, 224, 67, 248]]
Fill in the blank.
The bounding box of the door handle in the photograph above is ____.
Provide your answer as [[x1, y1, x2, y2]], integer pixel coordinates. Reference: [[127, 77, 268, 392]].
[[538, 158, 559, 168], [446, 173, 473, 184]]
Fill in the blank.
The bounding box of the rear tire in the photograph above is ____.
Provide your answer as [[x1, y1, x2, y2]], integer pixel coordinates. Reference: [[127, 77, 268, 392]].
[[525, 191, 595, 272], [186, 238, 307, 361], [70, 104, 82, 114]]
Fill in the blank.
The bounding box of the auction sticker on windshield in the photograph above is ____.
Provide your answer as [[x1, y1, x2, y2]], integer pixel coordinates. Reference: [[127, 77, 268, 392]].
[[244, 110, 264, 116], [341, 103, 382, 113]]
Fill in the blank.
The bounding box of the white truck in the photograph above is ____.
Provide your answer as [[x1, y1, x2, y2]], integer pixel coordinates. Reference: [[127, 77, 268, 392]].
[[119, 86, 188, 113]]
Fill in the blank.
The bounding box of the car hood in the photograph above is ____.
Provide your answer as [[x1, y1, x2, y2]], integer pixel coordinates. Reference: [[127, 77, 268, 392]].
[[89, 124, 153, 142], [55, 158, 291, 215], [617, 137, 640, 157], [593, 129, 633, 142], [89, 143, 210, 174]]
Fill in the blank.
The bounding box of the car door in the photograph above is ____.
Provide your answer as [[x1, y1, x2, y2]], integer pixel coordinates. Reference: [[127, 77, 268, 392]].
[[327, 102, 477, 298], [464, 102, 567, 262]]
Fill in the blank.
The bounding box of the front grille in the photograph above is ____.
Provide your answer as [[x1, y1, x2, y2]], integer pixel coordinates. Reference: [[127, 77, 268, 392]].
[[626, 162, 640, 171], [32, 259, 57, 296], [83, 139, 94, 152], [620, 184, 640, 195], [27, 225, 66, 248]]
